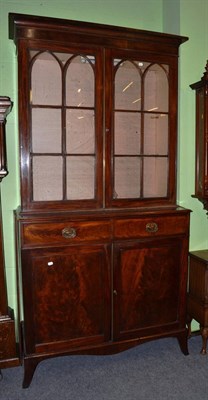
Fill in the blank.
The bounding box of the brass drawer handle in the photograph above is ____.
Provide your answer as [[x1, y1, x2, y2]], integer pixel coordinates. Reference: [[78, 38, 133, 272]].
[[145, 222, 158, 233], [62, 227, 77, 239]]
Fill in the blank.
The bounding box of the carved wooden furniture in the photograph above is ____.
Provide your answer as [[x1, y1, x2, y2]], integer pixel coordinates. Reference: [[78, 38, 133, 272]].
[[187, 250, 208, 354], [190, 63, 208, 212], [0, 96, 19, 369], [9, 13, 190, 388]]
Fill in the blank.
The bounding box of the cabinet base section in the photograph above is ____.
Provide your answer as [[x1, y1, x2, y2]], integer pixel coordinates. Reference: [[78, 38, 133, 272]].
[[22, 329, 189, 388], [0, 310, 19, 368]]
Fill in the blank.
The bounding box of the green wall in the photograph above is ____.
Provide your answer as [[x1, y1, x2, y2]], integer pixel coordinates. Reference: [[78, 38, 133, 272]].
[[0, 0, 207, 331]]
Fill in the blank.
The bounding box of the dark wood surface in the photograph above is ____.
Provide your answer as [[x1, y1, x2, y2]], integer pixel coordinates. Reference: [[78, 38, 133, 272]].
[[0, 97, 19, 368], [16, 208, 190, 388], [9, 13, 190, 387], [187, 250, 208, 354], [190, 63, 208, 212]]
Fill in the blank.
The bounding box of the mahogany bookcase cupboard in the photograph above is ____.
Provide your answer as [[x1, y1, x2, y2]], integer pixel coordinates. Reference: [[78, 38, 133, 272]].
[[9, 13, 190, 388]]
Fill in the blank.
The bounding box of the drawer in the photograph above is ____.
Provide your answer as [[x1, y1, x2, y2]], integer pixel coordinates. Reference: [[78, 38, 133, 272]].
[[22, 220, 112, 247], [114, 215, 189, 239]]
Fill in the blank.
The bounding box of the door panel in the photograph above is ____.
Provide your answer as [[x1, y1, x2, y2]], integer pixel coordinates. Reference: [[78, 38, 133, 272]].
[[21, 244, 111, 353], [113, 237, 184, 340]]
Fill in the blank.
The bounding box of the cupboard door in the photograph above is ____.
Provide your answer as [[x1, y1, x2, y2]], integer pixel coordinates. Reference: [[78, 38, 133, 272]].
[[105, 49, 177, 208], [19, 43, 103, 211], [113, 237, 187, 340], [21, 244, 111, 354]]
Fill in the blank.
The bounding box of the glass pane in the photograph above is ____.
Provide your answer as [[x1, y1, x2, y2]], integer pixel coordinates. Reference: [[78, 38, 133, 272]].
[[143, 157, 168, 197], [66, 156, 95, 199], [144, 113, 168, 155], [66, 109, 95, 154], [115, 61, 141, 110], [144, 64, 169, 112], [114, 112, 141, 155], [33, 156, 63, 201], [31, 52, 61, 105], [114, 157, 140, 198], [32, 108, 62, 153], [66, 55, 95, 107]]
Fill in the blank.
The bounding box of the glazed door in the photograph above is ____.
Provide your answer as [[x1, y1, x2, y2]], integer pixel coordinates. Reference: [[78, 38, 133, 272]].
[[105, 48, 177, 208], [113, 237, 187, 340], [18, 41, 103, 211], [21, 244, 111, 354]]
